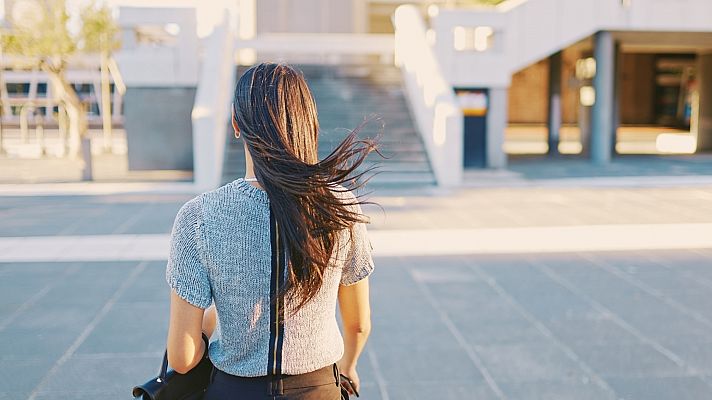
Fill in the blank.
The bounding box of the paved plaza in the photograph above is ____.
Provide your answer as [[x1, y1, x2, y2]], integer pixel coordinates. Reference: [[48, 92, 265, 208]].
[[1, 185, 712, 399]]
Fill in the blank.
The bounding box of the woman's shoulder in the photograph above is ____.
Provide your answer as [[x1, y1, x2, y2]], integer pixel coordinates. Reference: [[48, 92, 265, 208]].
[[330, 184, 371, 224], [330, 183, 356, 200], [172, 195, 205, 231], [203, 179, 270, 207], [330, 184, 361, 210]]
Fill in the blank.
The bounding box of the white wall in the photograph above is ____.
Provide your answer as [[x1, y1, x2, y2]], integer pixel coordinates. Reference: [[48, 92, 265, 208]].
[[431, 0, 712, 88], [431, 8, 511, 88], [115, 7, 199, 87]]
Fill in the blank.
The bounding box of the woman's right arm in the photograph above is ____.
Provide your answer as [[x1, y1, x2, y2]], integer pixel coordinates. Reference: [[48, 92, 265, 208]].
[[337, 277, 372, 395]]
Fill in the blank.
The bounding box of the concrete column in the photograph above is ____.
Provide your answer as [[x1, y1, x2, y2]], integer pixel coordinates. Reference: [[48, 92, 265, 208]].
[[591, 31, 615, 164], [612, 42, 621, 155], [697, 53, 712, 152], [352, 0, 367, 33], [486, 87, 508, 168], [547, 51, 562, 156]]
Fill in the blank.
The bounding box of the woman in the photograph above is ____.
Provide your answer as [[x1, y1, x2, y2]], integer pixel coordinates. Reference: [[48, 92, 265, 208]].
[[165, 62, 378, 399]]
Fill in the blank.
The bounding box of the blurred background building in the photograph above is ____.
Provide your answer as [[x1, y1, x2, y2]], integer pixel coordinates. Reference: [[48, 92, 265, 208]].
[[1, 0, 711, 189]]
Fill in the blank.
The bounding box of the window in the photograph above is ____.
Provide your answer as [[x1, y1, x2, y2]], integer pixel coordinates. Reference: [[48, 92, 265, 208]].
[[453, 26, 494, 52]]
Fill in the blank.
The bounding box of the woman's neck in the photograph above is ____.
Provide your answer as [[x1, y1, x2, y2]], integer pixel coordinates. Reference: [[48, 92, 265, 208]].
[[243, 143, 263, 190]]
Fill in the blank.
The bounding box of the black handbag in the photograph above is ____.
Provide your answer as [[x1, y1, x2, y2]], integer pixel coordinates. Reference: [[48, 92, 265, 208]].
[[132, 333, 213, 400]]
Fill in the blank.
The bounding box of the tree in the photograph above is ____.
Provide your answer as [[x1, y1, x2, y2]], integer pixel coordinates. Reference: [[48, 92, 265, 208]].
[[80, 2, 122, 154], [1, 0, 120, 177]]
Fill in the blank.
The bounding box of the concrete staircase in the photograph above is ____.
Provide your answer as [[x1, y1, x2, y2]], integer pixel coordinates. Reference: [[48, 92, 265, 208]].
[[221, 64, 436, 190]]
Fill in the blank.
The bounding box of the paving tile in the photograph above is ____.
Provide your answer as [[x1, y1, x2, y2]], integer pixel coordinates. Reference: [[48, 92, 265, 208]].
[[370, 342, 486, 384], [544, 315, 641, 346], [478, 264, 597, 323], [115, 261, 170, 304], [408, 264, 478, 284], [605, 376, 712, 400], [508, 292, 596, 323], [0, 358, 55, 395], [499, 379, 616, 400], [0, 328, 77, 359], [474, 342, 591, 383], [564, 343, 686, 378], [602, 259, 712, 324], [34, 355, 159, 398], [9, 303, 96, 332], [621, 312, 711, 345], [385, 380, 500, 400], [32, 390, 130, 400], [0, 263, 71, 319], [76, 302, 169, 354], [353, 383, 383, 400], [369, 319, 454, 350], [661, 341, 712, 374], [31, 262, 136, 307]]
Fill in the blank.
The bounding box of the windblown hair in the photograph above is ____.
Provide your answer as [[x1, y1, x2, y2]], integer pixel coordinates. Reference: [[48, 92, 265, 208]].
[[233, 62, 380, 313]]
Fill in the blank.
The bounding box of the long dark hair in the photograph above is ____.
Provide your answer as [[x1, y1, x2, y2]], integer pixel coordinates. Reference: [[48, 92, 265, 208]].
[[233, 62, 380, 312]]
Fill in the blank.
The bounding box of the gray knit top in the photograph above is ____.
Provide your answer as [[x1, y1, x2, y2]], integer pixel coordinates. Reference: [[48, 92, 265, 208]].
[[165, 178, 374, 377]]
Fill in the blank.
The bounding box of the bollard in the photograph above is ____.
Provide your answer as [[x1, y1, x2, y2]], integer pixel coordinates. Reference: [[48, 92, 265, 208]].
[[0, 113, 4, 155], [35, 114, 45, 156], [20, 105, 29, 143], [81, 137, 93, 181]]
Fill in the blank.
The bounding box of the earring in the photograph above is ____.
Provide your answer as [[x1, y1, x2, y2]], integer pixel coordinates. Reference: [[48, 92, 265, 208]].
[[235, 132, 241, 139]]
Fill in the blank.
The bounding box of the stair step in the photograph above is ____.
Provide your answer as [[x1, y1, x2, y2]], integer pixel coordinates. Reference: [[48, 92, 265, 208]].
[[366, 173, 437, 185]]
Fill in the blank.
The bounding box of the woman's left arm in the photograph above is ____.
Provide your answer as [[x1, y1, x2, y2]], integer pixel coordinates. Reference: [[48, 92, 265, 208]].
[[165, 198, 212, 374], [167, 289, 207, 374]]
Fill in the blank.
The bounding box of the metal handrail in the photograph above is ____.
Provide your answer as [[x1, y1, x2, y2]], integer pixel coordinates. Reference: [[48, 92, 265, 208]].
[[0, 98, 60, 156]]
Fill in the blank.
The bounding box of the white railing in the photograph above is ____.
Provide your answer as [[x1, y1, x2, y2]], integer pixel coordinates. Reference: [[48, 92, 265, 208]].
[[192, 17, 236, 191], [0, 57, 125, 126], [394, 5, 463, 187]]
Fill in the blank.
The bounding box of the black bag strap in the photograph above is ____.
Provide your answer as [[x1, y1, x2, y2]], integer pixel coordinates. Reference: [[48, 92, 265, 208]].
[[159, 351, 169, 381]]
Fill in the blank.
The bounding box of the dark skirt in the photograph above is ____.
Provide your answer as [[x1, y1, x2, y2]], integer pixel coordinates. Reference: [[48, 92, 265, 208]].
[[203, 364, 341, 400]]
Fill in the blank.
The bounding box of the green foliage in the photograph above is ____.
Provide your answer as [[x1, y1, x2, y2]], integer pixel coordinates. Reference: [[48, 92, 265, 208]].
[[1, 0, 76, 58], [1, 0, 120, 59], [80, 2, 121, 53]]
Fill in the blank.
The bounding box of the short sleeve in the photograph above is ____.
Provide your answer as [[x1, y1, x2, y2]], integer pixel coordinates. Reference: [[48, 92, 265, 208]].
[[340, 203, 375, 286], [165, 198, 212, 309]]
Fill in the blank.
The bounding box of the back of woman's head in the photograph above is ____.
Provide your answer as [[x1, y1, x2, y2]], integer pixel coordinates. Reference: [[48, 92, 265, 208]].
[[232, 62, 379, 312]]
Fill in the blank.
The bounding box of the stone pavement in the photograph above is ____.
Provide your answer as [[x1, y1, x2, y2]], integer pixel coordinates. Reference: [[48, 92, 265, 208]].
[[1, 185, 712, 399]]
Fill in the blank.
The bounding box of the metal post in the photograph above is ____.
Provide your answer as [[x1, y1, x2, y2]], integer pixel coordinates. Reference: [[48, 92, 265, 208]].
[[612, 42, 621, 155], [81, 137, 93, 181], [0, 104, 4, 155], [20, 104, 29, 143], [591, 31, 615, 165], [697, 53, 712, 152], [35, 112, 45, 156], [100, 45, 113, 154], [486, 88, 509, 169], [547, 51, 562, 156], [58, 104, 68, 156]]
